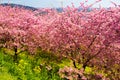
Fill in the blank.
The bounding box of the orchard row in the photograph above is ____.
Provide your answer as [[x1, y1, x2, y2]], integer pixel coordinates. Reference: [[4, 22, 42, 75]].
[[0, 5, 120, 71]]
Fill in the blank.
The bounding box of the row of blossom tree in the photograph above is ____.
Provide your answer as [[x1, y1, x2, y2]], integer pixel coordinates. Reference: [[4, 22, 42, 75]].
[[0, 1, 120, 71]]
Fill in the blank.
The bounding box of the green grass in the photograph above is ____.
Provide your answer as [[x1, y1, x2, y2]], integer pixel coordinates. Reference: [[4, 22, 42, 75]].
[[0, 48, 119, 80], [0, 48, 65, 80]]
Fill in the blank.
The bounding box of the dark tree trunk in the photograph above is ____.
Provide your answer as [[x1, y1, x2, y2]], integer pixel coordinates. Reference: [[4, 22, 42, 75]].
[[13, 46, 18, 62], [73, 60, 77, 68]]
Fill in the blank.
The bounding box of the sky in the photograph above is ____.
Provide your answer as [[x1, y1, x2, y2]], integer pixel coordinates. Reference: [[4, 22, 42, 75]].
[[0, 0, 120, 8]]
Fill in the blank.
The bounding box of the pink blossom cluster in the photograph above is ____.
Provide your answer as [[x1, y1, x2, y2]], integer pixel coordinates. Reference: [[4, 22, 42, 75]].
[[0, 4, 120, 65]]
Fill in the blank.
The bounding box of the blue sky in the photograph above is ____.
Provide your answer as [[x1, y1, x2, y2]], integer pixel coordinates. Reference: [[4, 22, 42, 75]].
[[0, 0, 120, 8]]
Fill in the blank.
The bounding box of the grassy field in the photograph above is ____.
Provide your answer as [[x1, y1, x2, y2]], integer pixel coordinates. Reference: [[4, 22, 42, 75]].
[[0, 48, 120, 80], [0, 48, 67, 80]]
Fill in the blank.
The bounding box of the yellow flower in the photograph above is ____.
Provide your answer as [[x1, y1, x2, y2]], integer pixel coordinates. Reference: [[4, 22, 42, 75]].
[[19, 59, 24, 64], [33, 66, 41, 73]]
